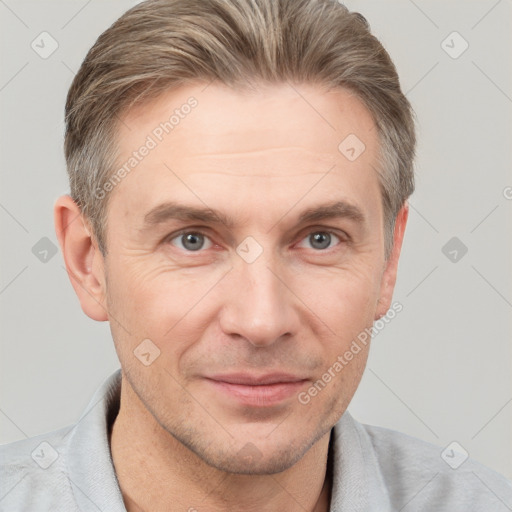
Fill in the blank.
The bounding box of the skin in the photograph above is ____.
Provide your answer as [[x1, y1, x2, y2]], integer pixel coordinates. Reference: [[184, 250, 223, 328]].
[[54, 81, 408, 512]]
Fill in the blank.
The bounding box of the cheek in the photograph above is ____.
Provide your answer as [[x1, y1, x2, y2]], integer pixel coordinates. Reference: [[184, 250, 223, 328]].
[[106, 256, 213, 318], [105, 246, 384, 363], [104, 261, 227, 366], [296, 263, 382, 338]]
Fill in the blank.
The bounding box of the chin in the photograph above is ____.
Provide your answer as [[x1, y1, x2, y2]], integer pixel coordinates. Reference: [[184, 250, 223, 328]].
[[213, 445, 307, 475], [188, 425, 330, 476]]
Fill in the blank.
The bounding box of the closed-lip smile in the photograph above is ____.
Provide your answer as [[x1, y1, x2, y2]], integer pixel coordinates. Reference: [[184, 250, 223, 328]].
[[204, 372, 309, 406]]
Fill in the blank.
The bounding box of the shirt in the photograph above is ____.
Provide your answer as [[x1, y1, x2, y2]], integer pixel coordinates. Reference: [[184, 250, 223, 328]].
[[1, 369, 511, 511]]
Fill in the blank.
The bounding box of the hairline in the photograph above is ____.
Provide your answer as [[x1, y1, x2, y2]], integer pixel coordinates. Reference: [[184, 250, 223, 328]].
[[92, 80, 398, 259]]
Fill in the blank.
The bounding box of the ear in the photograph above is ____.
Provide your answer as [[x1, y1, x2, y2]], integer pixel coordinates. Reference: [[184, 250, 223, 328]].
[[375, 202, 409, 320], [54, 195, 108, 321]]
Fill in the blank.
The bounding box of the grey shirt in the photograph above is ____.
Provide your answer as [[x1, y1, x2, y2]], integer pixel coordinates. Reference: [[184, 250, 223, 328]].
[[1, 369, 511, 511]]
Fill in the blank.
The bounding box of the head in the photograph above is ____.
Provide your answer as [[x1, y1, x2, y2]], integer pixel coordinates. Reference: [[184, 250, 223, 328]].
[[55, 0, 415, 474]]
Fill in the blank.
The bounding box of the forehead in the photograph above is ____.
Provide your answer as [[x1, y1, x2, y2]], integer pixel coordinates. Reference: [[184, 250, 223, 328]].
[[109, 81, 381, 228], [120, 81, 377, 162]]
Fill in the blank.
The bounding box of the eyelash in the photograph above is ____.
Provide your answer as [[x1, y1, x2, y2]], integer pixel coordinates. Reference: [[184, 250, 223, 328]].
[[166, 228, 348, 253]]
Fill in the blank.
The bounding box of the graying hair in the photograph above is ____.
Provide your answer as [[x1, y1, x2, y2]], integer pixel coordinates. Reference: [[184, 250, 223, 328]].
[[64, 0, 416, 258]]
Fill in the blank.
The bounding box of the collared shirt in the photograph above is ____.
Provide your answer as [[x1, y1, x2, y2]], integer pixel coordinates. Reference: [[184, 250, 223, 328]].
[[1, 369, 511, 511]]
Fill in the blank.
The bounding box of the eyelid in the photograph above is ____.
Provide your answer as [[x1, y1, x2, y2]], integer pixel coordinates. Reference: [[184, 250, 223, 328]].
[[295, 223, 350, 241], [166, 228, 214, 251], [164, 226, 213, 241], [164, 226, 349, 251], [294, 229, 346, 250]]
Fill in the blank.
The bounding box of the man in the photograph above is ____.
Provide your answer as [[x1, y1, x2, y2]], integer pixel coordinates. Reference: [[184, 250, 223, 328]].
[[1, 0, 511, 510]]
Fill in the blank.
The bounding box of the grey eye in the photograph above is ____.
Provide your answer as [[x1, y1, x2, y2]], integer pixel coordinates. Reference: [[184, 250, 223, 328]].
[[171, 232, 212, 251], [297, 231, 341, 251], [309, 232, 332, 250]]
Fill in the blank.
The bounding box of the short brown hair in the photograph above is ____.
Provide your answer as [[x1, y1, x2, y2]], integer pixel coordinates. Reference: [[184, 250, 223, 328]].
[[64, 0, 416, 258]]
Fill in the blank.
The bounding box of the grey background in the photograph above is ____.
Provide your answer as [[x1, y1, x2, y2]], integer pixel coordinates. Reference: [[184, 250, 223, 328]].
[[1, 0, 511, 480]]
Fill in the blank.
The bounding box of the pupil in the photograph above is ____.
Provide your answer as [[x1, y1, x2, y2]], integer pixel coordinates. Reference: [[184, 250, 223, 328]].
[[183, 233, 204, 251], [311, 232, 330, 250]]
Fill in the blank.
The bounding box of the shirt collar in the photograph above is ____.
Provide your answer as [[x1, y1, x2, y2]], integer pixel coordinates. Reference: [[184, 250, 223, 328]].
[[67, 369, 125, 512], [65, 369, 391, 511]]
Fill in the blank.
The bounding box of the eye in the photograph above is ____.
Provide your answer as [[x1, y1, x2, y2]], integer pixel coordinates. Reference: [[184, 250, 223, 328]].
[[297, 231, 342, 251], [169, 231, 213, 252]]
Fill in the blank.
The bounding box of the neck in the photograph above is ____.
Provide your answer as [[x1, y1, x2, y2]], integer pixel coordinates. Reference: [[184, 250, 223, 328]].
[[110, 376, 333, 512]]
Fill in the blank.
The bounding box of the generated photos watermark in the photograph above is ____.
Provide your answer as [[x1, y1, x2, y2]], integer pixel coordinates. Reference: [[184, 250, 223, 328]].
[[94, 96, 198, 200], [298, 301, 403, 405]]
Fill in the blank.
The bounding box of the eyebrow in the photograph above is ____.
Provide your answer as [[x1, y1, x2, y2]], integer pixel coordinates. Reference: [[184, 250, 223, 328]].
[[144, 202, 234, 228], [142, 200, 366, 230], [297, 200, 365, 225]]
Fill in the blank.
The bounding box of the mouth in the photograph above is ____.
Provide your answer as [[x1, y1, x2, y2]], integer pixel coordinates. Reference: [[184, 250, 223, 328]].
[[204, 373, 309, 407]]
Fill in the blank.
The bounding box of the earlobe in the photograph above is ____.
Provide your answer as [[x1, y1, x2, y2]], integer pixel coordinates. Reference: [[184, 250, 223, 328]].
[[374, 203, 409, 320], [54, 195, 109, 322]]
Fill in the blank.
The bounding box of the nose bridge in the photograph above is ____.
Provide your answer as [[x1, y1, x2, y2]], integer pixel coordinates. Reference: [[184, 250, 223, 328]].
[[219, 248, 296, 347]]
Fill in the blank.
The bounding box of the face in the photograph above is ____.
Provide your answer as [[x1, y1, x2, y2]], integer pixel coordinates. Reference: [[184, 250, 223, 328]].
[[95, 82, 403, 474]]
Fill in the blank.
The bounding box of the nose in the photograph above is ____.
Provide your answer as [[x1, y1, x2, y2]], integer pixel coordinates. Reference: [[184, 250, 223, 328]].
[[218, 253, 299, 347]]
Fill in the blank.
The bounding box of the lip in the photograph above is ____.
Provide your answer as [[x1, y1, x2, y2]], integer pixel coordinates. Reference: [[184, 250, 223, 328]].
[[204, 373, 308, 407], [206, 372, 307, 385]]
